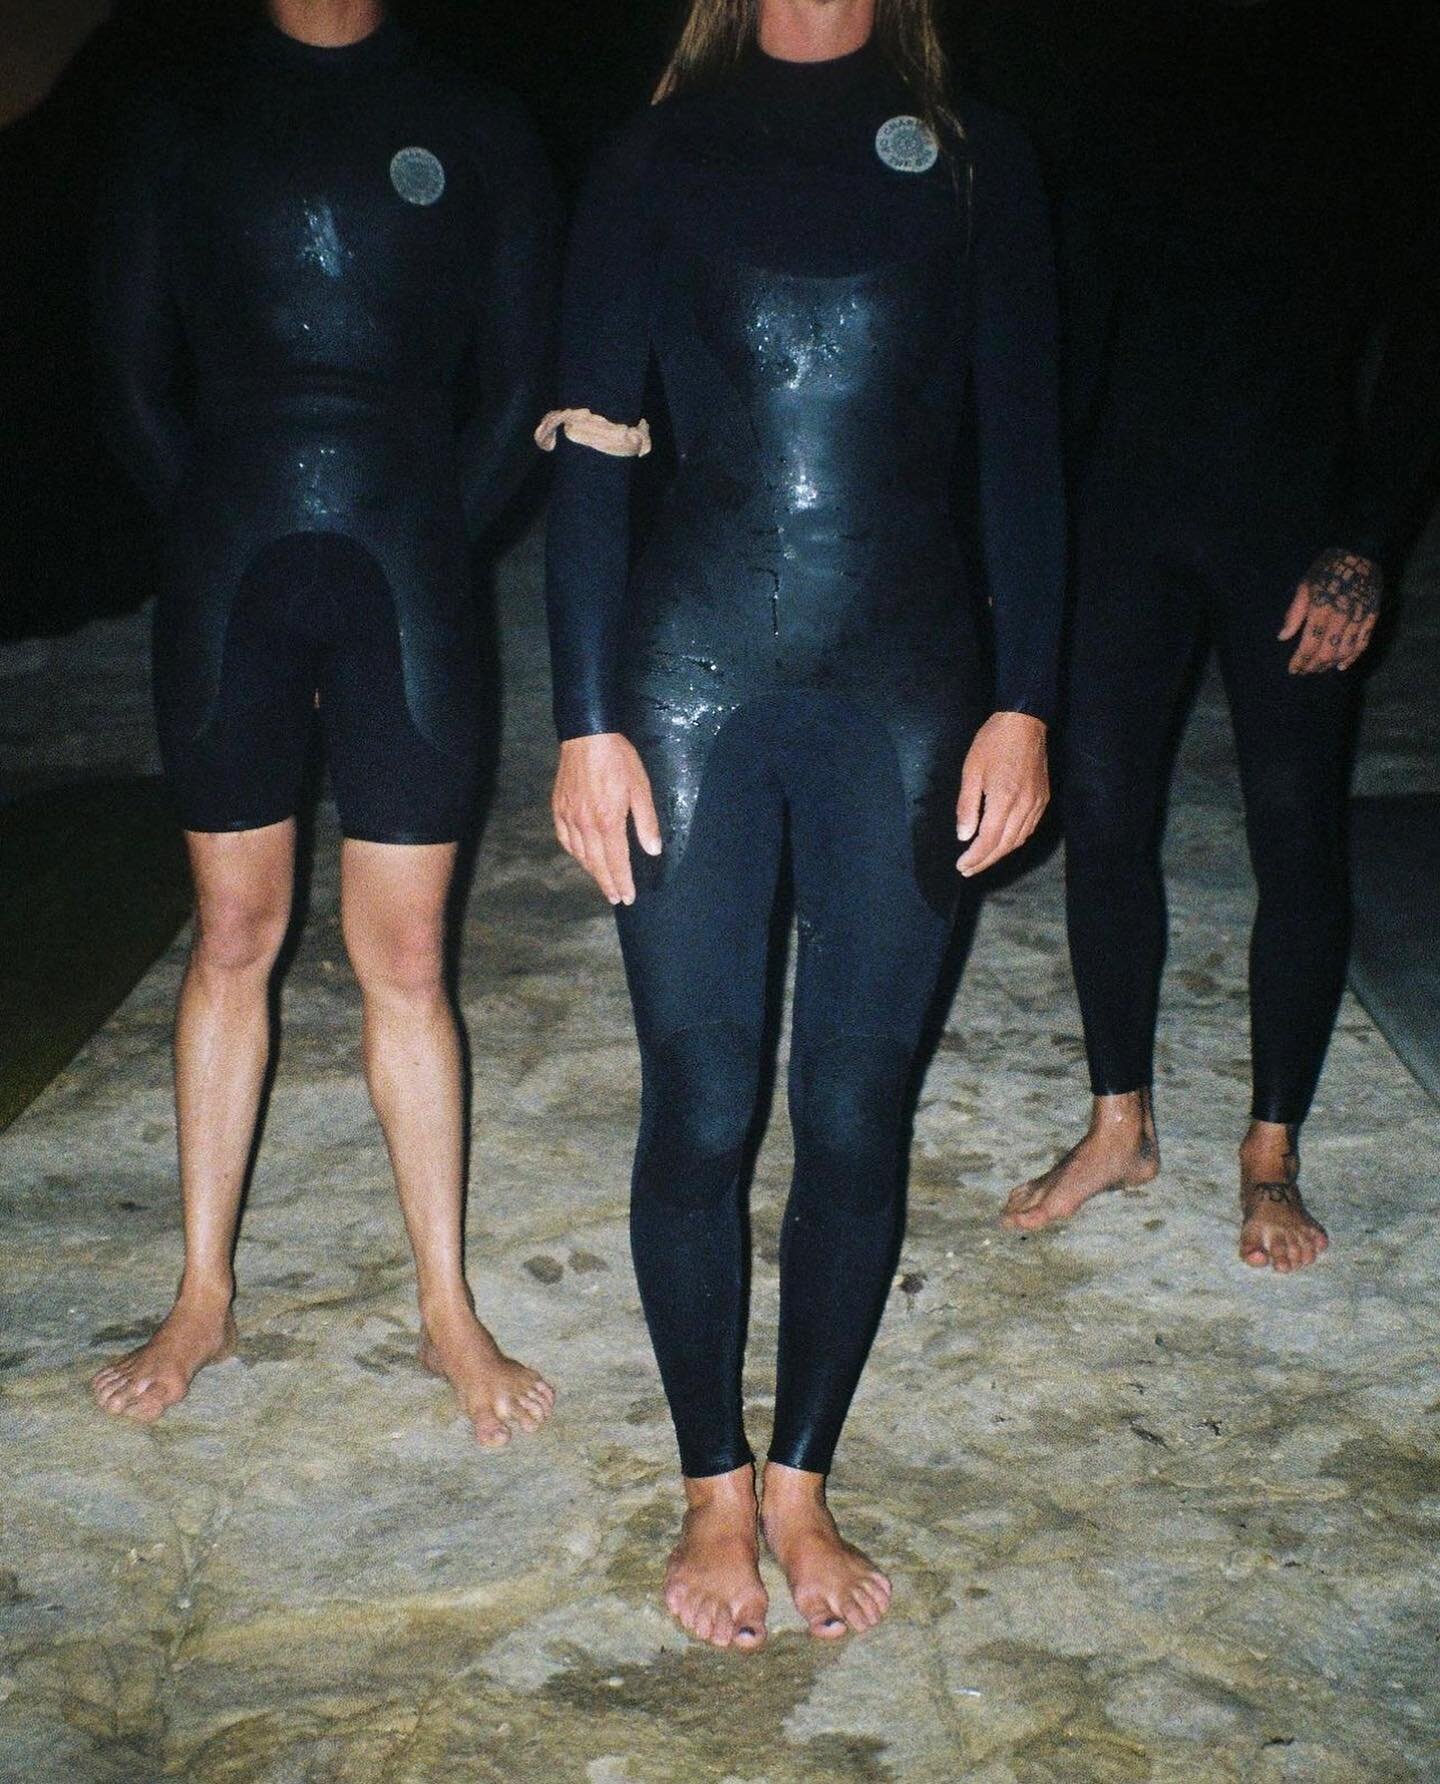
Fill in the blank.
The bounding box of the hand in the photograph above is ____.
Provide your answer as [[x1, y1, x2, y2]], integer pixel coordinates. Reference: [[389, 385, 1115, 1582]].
[[957, 711, 1050, 878], [1279, 548, 1383, 674], [552, 733, 662, 906]]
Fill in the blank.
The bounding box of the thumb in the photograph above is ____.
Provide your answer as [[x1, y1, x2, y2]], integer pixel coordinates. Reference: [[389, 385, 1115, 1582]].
[[957, 755, 983, 843], [631, 775, 663, 857], [1278, 584, 1310, 642]]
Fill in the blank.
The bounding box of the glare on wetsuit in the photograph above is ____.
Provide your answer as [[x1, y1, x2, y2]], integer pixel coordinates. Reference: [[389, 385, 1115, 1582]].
[[1045, 1, 1440, 1123], [546, 41, 1064, 1477], [92, 18, 556, 842]]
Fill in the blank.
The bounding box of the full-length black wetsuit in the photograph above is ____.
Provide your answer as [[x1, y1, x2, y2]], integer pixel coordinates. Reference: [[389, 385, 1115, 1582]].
[[93, 20, 555, 842], [1032, 1, 1440, 1122], [547, 43, 1063, 1476]]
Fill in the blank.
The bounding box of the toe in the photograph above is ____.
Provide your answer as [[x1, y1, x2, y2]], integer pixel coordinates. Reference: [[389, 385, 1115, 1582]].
[[473, 1417, 512, 1447], [811, 1614, 848, 1640], [733, 1623, 766, 1652]]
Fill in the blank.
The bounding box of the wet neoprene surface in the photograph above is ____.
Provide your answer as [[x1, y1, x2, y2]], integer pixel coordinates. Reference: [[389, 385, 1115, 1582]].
[[92, 19, 556, 839], [547, 42, 1063, 1475]]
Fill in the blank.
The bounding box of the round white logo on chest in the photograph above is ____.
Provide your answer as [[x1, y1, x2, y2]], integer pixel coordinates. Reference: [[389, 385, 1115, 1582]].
[[390, 146, 446, 206], [875, 115, 939, 174]]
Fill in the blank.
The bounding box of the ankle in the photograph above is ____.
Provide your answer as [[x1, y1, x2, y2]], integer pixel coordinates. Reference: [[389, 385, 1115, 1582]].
[[1088, 1094, 1152, 1144], [1240, 1121, 1298, 1173], [683, 1464, 758, 1515], [417, 1279, 476, 1328], [760, 1461, 828, 1517], [176, 1272, 235, 1311]]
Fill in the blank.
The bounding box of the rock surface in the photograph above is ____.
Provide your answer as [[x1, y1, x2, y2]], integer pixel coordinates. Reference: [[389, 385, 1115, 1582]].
[[2, 522, 1438, 1781]]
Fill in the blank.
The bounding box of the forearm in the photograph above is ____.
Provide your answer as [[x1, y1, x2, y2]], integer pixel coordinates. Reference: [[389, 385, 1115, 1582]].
[[545, 438, 633, 738]]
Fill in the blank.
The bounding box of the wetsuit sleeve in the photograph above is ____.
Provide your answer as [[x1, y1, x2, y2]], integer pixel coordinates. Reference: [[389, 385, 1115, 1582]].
[[544, 121, 662, 740], [968, 108, 1066, 723], [456, 98, 560, 540], [1336, 241, 1440, 568], [90, 95, 192, 514]]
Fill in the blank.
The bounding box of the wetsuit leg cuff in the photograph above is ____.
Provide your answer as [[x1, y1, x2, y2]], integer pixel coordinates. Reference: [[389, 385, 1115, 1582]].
[[676, 1443, 754, 1480], [765, 1439, 837, 1476]]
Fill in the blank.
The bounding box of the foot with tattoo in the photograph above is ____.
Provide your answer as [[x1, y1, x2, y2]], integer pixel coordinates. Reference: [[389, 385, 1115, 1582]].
[[1239, 1122, 1329, 1272], [1002, 1090, 1160, 1231]]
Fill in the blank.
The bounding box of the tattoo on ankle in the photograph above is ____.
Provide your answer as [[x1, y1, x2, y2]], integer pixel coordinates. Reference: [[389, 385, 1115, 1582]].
[[1243, 1181, 1304, 1213]]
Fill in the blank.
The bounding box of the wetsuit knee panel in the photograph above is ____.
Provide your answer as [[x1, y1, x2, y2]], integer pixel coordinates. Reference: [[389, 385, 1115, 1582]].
[[788, 1032, 914, 1210], [634, 1021, 765, 1206]]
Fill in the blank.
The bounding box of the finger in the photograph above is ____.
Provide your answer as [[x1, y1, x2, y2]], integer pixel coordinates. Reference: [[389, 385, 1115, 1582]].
[[1334, 614, 1366, 669], [1345, 613, 1379, 667], [554, 812, 576, 857], [1278, 585, 1310, 641], [958, 792, 1015, 876], [630, 778, 663, 858], [956, 759, 984, 843], [600, 818, 637, 907], [984, 808, 1031, 871], [1289, 615, 1329, 674], [577, 828, 621, 904]]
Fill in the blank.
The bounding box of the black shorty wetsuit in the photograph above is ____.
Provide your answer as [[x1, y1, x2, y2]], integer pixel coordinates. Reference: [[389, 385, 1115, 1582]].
[[547, 43, 1063, 1476], [93, 21, 555, 842]]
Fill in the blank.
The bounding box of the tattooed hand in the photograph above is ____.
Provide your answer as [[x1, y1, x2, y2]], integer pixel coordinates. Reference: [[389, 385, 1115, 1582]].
[[1278, 548, 1383, 675]]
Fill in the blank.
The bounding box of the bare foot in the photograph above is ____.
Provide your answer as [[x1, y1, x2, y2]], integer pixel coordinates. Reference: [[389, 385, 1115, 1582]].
[[1003, 1090, 1159, 1231], [91, 1286, 237, 1422], [663, 1465, 768, 1652], [1239, 1123, 1328, 1273], [761, 1463, 891, 1640], [419, 1294, 555, 1447]]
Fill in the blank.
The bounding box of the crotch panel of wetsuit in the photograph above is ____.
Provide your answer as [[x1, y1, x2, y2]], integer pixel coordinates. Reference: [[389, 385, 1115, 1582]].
[[92, 22, 556, 836], [546, 47, 1065, 1475]]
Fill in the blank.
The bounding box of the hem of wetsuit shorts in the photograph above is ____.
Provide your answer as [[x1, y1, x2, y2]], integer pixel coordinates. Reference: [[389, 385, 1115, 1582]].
[[338, 826, 466, 847], [176, 811, 297, 836]]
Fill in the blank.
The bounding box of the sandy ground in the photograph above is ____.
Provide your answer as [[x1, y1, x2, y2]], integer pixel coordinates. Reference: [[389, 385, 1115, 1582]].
[[1, 522, 1437, 1782]]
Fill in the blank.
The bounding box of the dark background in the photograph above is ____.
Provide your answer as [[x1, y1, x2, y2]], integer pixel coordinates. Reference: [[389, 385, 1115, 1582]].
[[2, 0, 1437, 644]]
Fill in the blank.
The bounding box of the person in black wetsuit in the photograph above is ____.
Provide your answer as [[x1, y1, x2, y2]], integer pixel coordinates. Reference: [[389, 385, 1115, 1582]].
[[545, 0, 1063, 1647], [995, 0, 1440, 1266], [88, 0, 559, 1441]]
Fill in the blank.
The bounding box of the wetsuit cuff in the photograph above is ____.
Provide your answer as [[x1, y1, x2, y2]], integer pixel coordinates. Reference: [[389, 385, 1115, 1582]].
[[554, 706, 624, 742], [992, 698, 1053, 728]]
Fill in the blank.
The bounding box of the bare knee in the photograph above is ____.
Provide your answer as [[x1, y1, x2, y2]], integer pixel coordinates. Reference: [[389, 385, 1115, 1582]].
[[192, 890, 288, 978], [347, 920, 446, 1003]]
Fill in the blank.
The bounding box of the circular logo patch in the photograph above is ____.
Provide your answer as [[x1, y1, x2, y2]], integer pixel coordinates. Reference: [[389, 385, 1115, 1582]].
[[875, 115, 939, 174], [390, 146, 446, 206]]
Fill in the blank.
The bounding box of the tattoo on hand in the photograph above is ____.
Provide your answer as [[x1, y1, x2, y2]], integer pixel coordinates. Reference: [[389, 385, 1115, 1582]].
[[1304, 549, 1382, 624]]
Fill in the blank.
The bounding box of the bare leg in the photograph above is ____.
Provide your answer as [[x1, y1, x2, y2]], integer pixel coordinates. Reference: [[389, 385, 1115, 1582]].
[[1002, 1089, 1160, 1231], [662, 1464, 769, 1652], [339, 839, 554, 1446], [93, 821, 295, 1420], [1239, 1120, 1329, 1272], [760, 1462, 892, 1639]]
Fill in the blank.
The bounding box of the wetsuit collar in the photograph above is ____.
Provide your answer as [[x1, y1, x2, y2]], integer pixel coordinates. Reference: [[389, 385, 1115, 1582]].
[[738, 34, 884, 102], [253, 15, 407, 70]]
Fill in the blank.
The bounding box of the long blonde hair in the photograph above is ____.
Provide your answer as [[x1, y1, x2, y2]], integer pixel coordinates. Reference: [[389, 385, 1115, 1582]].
[[654, 0, 963, 144]]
